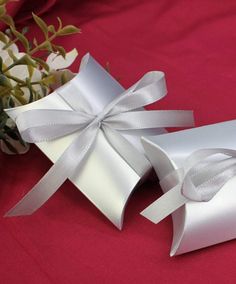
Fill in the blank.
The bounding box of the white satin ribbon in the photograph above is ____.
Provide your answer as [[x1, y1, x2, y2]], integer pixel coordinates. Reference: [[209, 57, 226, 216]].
[[141, 148, 236, 224], [5, 63, 194, 217]]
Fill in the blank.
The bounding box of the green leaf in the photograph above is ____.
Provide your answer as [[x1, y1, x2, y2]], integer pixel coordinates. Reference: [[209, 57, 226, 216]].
[[5, 54, 37, 71], [61, 71, 68, 85], [17, 55, 37, 68], [27, 64, 34, 78], [0, 31, 7, 43], [10, 27, 30, 52], [25, 78, 34, 103], [35, 91, 42, 100], [32, 57, 50, 72], [32, 12, 48, 38], [0, 14, 15, 27], [0, 0, 11, 5], [13, 85, 24, 96], [37, 40, 53, 52], [7, 48, 18, 62], [24, 55, 37, 67], [41, 74, 55, 86], [58, 46, 66, 58], [41, 84, 48, 96], [33, 90, 42, 101], [0, 74, 12, 88], [57, 25, 81, 36], [0, 5, 6, 17], [53, 44, 66, 58], [48, 25, 56, 34], [57, 17, 62, 30]]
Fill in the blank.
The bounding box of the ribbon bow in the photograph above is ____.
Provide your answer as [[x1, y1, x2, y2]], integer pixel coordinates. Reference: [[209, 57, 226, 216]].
[[141, 148, 236, 224], [5, 57, 194, 217]]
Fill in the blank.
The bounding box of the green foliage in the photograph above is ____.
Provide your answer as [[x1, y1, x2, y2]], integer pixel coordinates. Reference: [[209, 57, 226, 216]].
[[0, 0, 80, 153]]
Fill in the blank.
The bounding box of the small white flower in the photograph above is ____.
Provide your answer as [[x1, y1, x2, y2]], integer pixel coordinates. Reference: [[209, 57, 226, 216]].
[[46, 48, 78, 71], [0, 38, 18, 62], [0, 36, 78, 106]]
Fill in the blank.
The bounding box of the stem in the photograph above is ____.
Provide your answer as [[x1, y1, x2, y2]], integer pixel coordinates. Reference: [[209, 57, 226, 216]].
[[2, 56, 27, 73], [4, 74, 42, 89], [19, 81, 42, 87], [3, 38, 18, 50], [3, 62, 17, 73], [2, 54, 35, 73], [6, 74, 25, 84], [29, 33, 57, 55]]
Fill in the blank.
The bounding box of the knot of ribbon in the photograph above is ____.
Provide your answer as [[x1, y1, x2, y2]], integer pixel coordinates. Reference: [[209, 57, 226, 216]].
[[5, 70, 194, 217], [141, 148, 236, 224]]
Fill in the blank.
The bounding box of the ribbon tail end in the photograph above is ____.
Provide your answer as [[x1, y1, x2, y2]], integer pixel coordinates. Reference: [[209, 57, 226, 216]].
[[140, 186, 187, 224], [4, 211, 17, 218], [189, 112, 195, 127], [181, 110, 195, 127], [140, 207, 164, 224], [4, 206, 34, 217]]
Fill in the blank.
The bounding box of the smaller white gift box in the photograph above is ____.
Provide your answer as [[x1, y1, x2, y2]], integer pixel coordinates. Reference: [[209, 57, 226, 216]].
[[141, 120, 236, 255], [5, 53, 193, 229]]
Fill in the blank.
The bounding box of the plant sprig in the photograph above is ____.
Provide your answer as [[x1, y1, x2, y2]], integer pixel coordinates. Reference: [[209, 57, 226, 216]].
[[0, 0, 80, 153]]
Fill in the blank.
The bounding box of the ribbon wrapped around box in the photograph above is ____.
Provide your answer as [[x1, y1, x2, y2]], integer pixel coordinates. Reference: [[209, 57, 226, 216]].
[[4, 53, 194, 229], [141, 120, 236, 255]]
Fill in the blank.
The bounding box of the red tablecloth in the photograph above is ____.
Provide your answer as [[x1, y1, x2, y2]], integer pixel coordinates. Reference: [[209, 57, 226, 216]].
[[1, 1, 236, 283]]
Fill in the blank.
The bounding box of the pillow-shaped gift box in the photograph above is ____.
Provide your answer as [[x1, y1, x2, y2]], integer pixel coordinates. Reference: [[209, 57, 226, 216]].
[[141, 120, 236, 255], [5, 53, 193, 229]]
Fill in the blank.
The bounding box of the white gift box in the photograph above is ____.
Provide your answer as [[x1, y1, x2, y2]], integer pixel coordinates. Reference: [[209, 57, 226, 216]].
[[142, 120, 236, 255], [5, 54, 193, 229], [5, 54, 170, 229]]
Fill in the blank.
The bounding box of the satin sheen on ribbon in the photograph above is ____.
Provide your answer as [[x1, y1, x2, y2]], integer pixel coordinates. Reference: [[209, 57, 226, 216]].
[[141, 148, 236, 224], [4, 53, 194, 221], [141, 121, 236, 254]]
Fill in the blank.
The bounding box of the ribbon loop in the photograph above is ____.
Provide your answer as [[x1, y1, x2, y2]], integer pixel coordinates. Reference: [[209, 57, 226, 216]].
[[108, 71, 167, 115], [182, 149, 236, 201], [141, 148, 236, 224]]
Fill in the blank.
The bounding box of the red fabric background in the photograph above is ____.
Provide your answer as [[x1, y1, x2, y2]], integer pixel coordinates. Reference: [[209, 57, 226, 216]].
[[1, 0, 236, 283]]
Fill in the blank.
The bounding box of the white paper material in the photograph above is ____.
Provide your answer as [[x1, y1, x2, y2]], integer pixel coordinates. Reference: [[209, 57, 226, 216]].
[[6, 54, 165, 229], [142, 120, 236, 255]]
